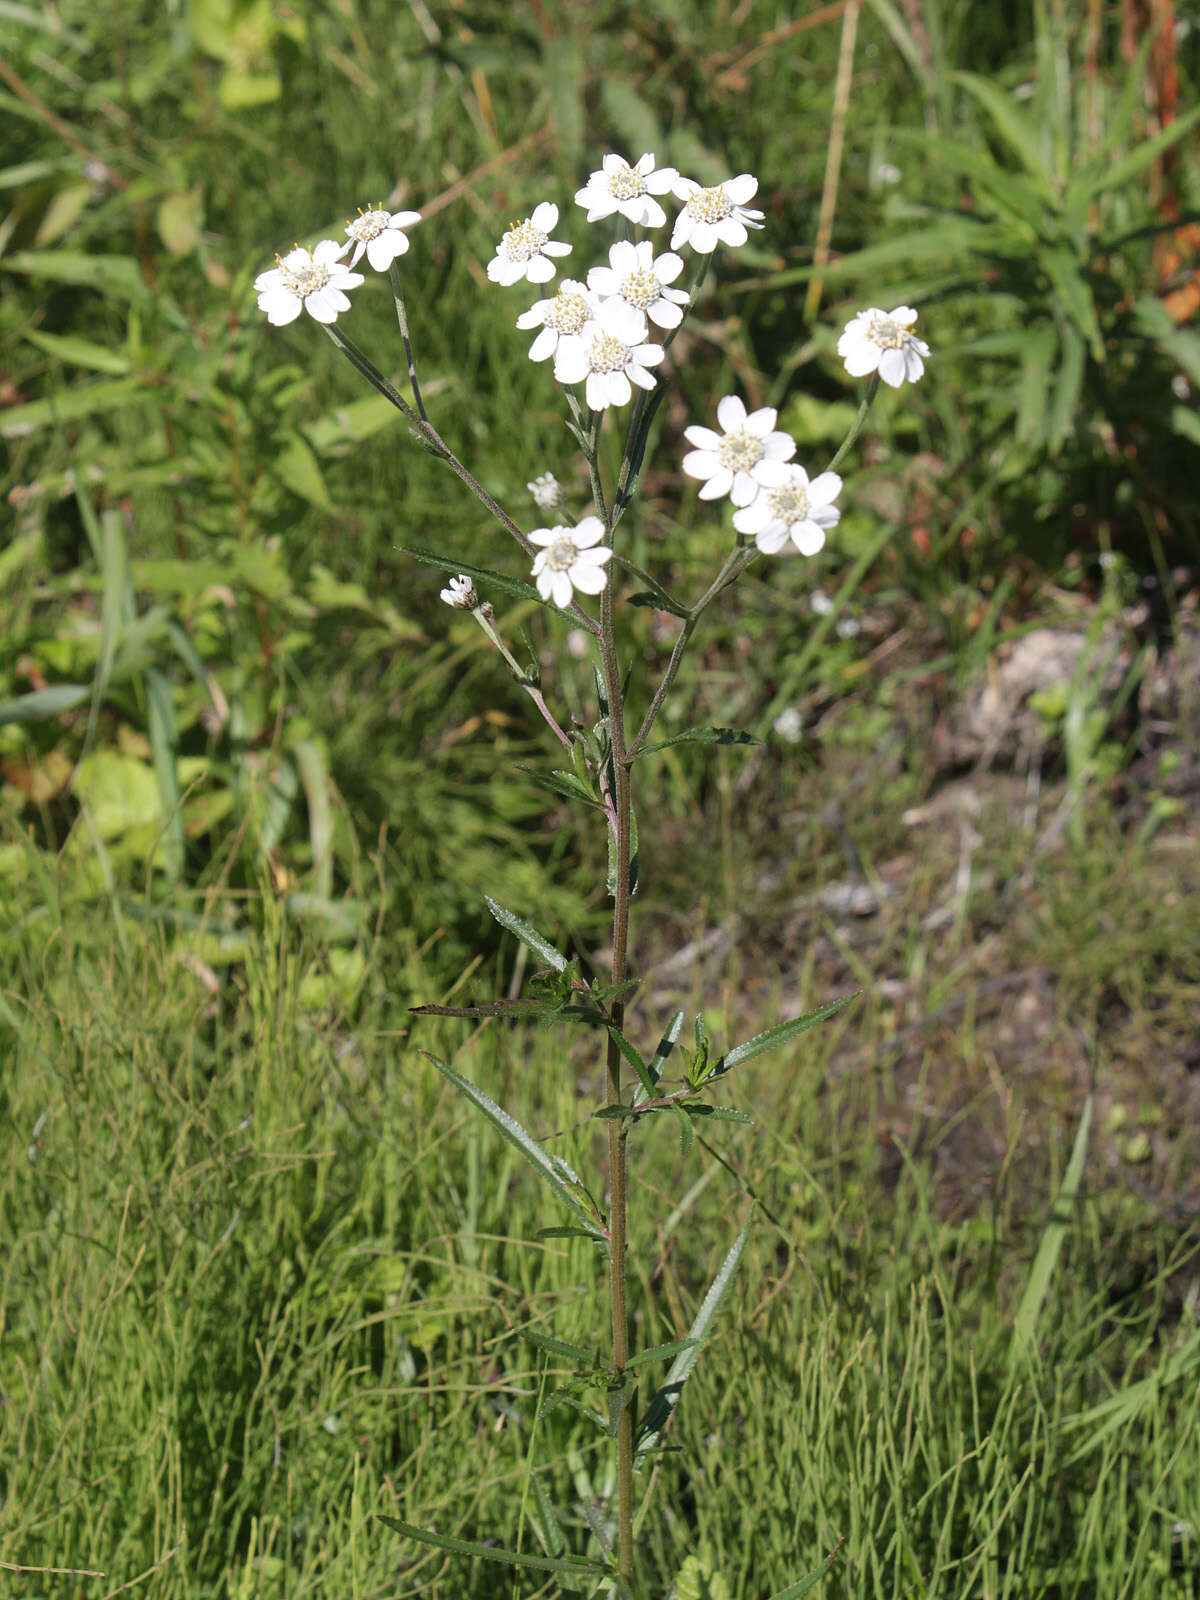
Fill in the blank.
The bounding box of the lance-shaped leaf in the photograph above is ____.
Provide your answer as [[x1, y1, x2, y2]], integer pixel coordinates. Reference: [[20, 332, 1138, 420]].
[[634, 1010, 684, 1105], [765, 1540, 845, 1600], [515, 765, 605, 810], [625, 1338, 697, 1370], [422, 1053, 605, 1238], [376, 1517, 606, 1579], [632, 725, 760, 760], [484, 896, 567, 973], [703, 994, 858, 1084], [636, 1213, 753, 1457], [606, 1024, 657, 1100], [396, 543, 566, 612], [522, 1330, 597, 1365]]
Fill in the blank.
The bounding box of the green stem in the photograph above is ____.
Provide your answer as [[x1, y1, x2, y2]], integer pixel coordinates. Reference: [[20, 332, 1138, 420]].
[[387, 264, 428, 421], [323, 324, 600, 637], [579, 412, 636, 1591], [824, 372, 879, 475]]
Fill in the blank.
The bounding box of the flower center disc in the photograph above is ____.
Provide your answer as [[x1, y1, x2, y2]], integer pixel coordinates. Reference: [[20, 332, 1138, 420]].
[[347, 210, 389, 241], [544, 538, 578, 572], [769, 483, 809, 521], [868, 314, 908, 350], [620, 268, 658, 309], [503, 221, 546, 262], [282, 259, 328, 295], [607, 163, 644, 201], [717, 429, 763, 473], [589, 333, 631, 373], [686, 185, 732, 223], [548, 291, 590, 333]]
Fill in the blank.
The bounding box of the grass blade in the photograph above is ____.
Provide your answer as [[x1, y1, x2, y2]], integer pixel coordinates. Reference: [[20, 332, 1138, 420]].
[[1010, 1092, 1093, 1361]]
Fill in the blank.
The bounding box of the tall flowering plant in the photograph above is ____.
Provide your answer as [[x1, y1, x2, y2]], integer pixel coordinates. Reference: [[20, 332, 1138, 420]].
[[256, 162, 929, 1597]]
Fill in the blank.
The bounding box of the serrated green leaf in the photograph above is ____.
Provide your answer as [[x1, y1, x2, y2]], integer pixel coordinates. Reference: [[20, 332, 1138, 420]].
[[376, 1517, 605, 1577], [645, 1011, 684, 1091], [522, 1330, 596, 1364], [421, 1052, 604, 1237], [708, 994, 858, 1081], [673, 1102, 694, 1158], [484, 895, 567, 972], [766, 1542, 845, 1600], [680, 1104, 753, 1126], [626, 589, 689, 618], [633, 726, 761, 759], [625, 1339, 697, 1370], [606, 802, 638, 898], [514, 764, 604, 810], [636, 1213, 754, 1457], [395, 543, 561, 610], [606, 1024, 657, 1100]]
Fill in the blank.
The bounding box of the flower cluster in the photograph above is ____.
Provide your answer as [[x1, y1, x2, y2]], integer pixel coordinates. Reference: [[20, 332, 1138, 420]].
[[252, 156, 931, 599]]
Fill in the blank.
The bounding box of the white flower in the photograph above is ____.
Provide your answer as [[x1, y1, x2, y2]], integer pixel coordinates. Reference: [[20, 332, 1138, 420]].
[[773, 707, 803, 744], [440, 574, 478, 609], [486, 201, 571, 286], [731, 463, 842, 556], [516, 278, 596, 363], [681, 394, 796, 507], [810, 590, 835, 616], [553, 298, 664, 411], [254, 239, 363, 326], [343, 205, 421, 270], [574, 152, 679, 228], [835, 616, 861, 639], [587, 240, 689, 330], [529, 516, 612, 607], [837, 305, 930, 388], [527, 472, 566, 510], [670, 174, 763, 253]]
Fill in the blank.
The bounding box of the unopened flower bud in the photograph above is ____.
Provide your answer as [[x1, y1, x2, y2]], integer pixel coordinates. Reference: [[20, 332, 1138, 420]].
[[440, 574, 478, 610], [527, 472, 565, 511]]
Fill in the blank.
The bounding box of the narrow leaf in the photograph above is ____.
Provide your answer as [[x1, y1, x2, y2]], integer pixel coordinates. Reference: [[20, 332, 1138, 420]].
[[710, 994, 858, 1080], [0, 684, 91, 726], [680, 1104, 753, 1126], [485, 895, 568, 973], [23, 329, 132, 375], [375, 1517, 605, 1577], [625, 1339, 697, 1370], [1089, 101, 1200, 198], [522, 1330, 596, 1365], [633, 726, 761, 759], [514, 765, 604, 810], [626, 589, 689, 619], [422, 1052, 604, 1237], [646, 1011, 685, 1090], [145, 667, 184, 883], [952, 71, 1053, 191], [411, 999, 553, 1018], [636, 1213, 754, 1457], [1010, 1093, 1093, 1360], [606, 1024, 657, 1100], [766, 1541, 845, 1600]]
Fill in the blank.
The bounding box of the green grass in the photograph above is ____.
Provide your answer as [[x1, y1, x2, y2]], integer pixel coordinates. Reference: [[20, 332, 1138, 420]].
[[3, 1, 1200, 1596]]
